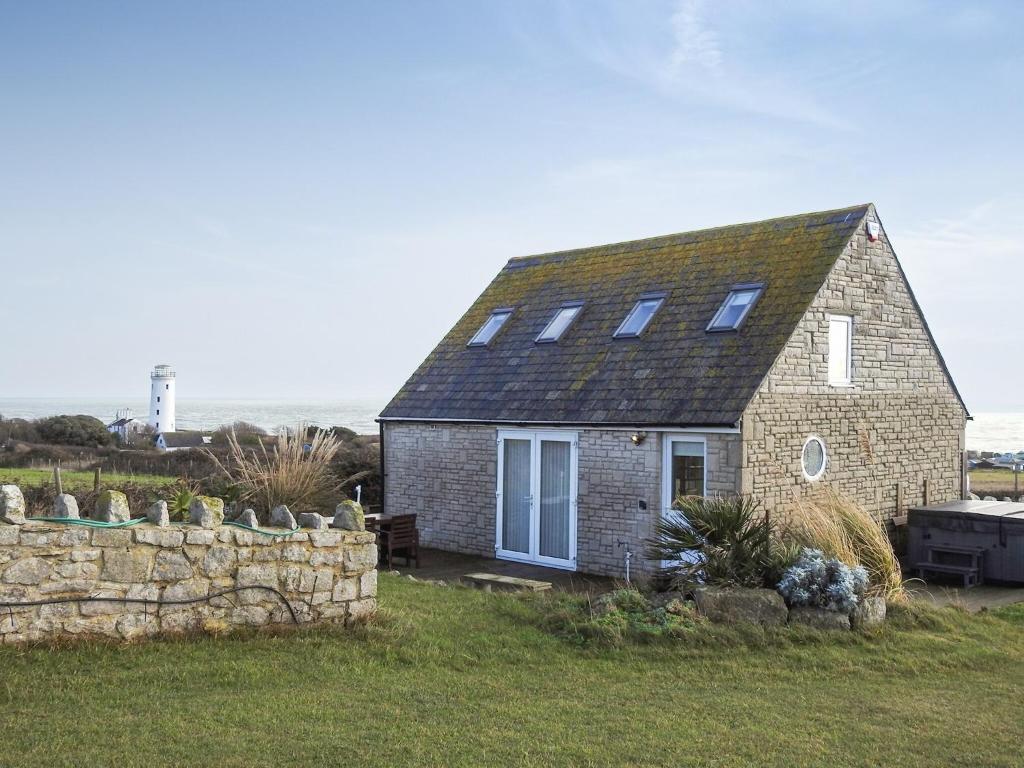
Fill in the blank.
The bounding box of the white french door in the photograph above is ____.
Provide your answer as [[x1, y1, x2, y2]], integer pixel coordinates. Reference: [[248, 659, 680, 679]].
[[496, 429, 578, 570]]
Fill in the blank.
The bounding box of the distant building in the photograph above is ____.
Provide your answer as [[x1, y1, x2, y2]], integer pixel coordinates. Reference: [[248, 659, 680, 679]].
[[106, 408, 146, 443], [156, 431, 210, 452]]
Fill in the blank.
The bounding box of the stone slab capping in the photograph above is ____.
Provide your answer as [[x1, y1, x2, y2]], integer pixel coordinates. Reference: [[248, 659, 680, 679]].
[[334, 500, 365, 532], [53, 493, 80, 519], [94, 490, 130, 523], [189, 496, 225, 529], [0, 485, 27, 525], [270, 505, 297, 529], [0, 486, 377, 644]]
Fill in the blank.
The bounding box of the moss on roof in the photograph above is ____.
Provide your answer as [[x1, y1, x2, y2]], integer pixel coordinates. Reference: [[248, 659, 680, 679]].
[[381, 204, 871, 425]]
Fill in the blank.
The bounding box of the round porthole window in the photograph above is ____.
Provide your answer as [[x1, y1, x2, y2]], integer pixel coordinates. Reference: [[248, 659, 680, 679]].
[[801, 436, 827, 481]]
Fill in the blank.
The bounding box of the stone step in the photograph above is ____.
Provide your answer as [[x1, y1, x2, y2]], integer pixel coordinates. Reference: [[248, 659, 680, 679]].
[[462, 572, 552, 593]]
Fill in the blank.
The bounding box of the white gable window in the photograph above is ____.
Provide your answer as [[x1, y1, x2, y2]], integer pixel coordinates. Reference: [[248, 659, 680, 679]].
[[614, 295, 665, 338], [468, 309, 513, 347], [707, 284, 763, 332], [828, 315, 853, 385], [536, 302, 583, 343]]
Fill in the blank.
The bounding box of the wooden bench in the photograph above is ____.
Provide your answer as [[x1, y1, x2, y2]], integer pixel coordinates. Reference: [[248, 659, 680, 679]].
[[462, 573, 553, 593], [916, 544, 986, 588]]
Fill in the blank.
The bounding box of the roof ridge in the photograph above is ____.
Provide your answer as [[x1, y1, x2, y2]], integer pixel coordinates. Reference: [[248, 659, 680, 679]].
[[506, 203, 872, 266]]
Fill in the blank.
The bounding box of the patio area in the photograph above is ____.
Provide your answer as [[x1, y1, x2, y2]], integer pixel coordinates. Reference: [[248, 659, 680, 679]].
[[383, 547, 616, 594]]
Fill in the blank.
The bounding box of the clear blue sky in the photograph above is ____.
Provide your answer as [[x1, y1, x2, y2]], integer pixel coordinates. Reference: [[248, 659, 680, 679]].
[[2, 1, 1021, 410]]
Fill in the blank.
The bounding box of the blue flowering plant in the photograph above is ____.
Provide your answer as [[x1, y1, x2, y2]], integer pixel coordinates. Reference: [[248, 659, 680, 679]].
[[777, 548, 870, 614]]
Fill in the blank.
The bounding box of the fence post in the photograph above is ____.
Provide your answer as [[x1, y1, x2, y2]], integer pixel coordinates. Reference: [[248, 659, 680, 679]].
[[54, 466, 63, 496], [94, 467, 102, 493]]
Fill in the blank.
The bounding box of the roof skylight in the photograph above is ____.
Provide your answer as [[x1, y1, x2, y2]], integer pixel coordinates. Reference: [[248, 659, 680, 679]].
[[468, 309, 512, 347], [614, 295, 664, 338], [707, 284, 763, 332], [536, 302, 583, 343]]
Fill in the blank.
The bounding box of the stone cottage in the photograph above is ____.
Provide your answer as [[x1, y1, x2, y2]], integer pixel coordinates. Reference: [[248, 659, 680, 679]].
[[379, 204, 969, 578]]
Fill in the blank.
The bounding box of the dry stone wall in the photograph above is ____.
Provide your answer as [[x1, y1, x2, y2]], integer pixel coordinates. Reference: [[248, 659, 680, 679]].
[[0, 515, 377, 644]]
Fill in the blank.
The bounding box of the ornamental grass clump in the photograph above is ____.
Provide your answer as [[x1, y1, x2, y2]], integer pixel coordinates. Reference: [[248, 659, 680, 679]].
[[786, 488, 905, 601], [646, 495, 797, 591], [777, 548, 869, 614], [206, 425, 364, 515]]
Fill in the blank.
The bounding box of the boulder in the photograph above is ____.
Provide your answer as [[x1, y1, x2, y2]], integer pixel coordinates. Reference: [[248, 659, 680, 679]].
[[189, 496, 225, 529], [984, 496, 997, 501], [94, 490, 130, 523], [298, 512, 327, 530], [789, 606, 851, 630], [237, 508, 259, 528], [0, 485, 26, 525], [333, 500, 365, 532], [146, 500, 170, 527], [851, 596, 887, 629], [53, 493, 80, 519], [692, 586, 787, 627], [270, 505, 297, 530], [968, 492, 981, 500]]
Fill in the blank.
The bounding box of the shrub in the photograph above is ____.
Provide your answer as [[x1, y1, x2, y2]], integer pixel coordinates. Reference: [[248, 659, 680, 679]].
[[35, 415, 113, 447], [777, 548, 869, 614], [205, 424, 366, 514], [529, 588, 704, 646], [786, 488, 905, 601], [211, 421, 265, 447], [647, 495, 797, 591]]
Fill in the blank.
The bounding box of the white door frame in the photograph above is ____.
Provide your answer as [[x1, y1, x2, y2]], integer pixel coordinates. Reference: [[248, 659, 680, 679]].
[[661, 433, 708, 517], [495, 428, 578, 571], [660, 434, 708, 569]]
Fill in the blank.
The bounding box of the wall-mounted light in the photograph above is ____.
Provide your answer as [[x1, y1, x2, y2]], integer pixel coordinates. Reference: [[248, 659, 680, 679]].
[[630, 431, 647, 446]]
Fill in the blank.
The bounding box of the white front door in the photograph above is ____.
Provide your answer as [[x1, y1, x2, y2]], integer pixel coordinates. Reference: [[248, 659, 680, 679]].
[[496, 429, 578, 570]]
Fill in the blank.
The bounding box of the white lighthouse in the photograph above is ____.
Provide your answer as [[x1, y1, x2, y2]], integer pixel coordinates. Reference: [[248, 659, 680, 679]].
[[148, 364, 176, 433]]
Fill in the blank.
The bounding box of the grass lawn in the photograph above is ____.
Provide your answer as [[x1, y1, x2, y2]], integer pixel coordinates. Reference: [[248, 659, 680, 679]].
[[0, 467, 176, 490], [968, 468, 1022, 495], [1, 575, 1023, 767]]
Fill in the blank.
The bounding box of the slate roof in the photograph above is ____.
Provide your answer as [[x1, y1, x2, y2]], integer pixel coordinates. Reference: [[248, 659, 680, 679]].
[[380, 205, 872, 426], [158, 431, 207, 448]]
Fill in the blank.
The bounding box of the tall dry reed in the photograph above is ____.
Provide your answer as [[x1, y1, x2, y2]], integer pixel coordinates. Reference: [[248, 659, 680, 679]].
[[786, 487, 906, 601], [206, 425, 364, 515]]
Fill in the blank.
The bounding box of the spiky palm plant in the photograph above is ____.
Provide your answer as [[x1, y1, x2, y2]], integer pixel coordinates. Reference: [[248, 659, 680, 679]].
[[647, 495, 795, 591]]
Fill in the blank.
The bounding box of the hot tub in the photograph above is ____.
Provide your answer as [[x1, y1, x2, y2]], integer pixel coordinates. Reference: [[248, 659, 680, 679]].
[[908, 500, 1024, 584]]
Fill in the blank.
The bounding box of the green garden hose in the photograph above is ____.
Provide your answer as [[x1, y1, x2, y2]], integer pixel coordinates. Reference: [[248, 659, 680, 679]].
[[224, 521, 303, 537], [31, 516, 148, 529], [32, 516, 302, 537]]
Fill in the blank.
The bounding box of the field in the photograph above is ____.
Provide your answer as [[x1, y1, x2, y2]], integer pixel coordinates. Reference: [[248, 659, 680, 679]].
[[0, 467, 176, 491], [0, 574, 1022, 767], [968, 468, 1022, 495]]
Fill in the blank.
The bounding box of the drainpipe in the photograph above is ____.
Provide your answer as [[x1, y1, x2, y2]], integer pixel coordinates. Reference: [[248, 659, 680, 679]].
[[378, 421, 386, 516]]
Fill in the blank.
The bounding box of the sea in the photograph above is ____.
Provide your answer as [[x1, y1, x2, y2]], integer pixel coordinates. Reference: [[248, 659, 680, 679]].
[[0, 398, 1021, 451], [0, 398, 386, 436]]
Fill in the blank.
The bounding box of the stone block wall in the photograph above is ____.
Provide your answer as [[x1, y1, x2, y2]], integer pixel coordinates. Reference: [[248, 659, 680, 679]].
[[741, 205, 968, 521], [382, 422, 498, 557], [384, 422, 740, 577], [0, 520, 377, 644]]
